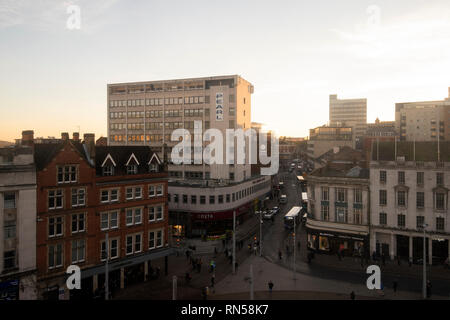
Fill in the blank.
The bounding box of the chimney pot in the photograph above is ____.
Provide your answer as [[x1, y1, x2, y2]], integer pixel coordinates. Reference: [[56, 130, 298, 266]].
[[61, 132, 69, 140], [73, 132, 80, 141]]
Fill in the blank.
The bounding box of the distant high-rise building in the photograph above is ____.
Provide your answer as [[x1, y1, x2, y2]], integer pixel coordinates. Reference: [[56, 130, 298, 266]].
[[329, 94, 367, 141], [395, 87, 450, 141]]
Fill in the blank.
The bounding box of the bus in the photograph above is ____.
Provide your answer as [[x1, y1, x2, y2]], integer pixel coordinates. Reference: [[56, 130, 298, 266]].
[[301, 192, 308, 209], [284, 206, 301, 230]]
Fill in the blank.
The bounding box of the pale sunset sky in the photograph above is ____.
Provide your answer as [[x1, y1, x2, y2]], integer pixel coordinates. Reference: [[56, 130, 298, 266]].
[[0, 0, 449, 141]]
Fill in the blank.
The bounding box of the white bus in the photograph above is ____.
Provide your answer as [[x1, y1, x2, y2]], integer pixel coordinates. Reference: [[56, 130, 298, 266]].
[[284, 206, 301, 230]]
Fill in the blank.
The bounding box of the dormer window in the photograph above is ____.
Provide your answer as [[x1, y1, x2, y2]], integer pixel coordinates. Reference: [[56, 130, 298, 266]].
[[103, 166, 114, 176], [101, 153, 117, 177], [127, 164, 138, 175], [149, 163, 159, 173]]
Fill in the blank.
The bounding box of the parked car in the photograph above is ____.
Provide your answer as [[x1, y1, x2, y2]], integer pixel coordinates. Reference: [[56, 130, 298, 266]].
[[280, 194, 287, 204], [271, 206, 280, 215]]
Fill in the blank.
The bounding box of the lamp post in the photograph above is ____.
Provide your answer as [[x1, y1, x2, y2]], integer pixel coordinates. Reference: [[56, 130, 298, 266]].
[[105, 232, 109, 300], [232, 210, 236, 274], [259, 210, 263, 257], [422, 223, 428, 299], [293, 216, 296, 280]]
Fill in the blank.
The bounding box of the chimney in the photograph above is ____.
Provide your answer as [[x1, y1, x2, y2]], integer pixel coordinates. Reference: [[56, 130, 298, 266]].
[[73, 132, 80, 141], [21, 130, 34, 147], [83, 133, 95, 161], [61, 132, 69, 140]]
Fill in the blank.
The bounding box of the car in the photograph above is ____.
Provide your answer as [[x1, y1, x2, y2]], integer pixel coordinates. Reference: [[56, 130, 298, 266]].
[[280, 194, 287, 204], [263, 211, 275, 220], [271, 206, 280, 214]]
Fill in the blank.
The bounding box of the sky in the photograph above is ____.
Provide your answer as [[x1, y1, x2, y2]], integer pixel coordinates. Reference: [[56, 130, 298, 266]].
[[0, 0, 450, 142]]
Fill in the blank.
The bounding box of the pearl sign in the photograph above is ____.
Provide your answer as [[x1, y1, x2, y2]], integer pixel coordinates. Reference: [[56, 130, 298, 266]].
[[215, 92, 224, 121]]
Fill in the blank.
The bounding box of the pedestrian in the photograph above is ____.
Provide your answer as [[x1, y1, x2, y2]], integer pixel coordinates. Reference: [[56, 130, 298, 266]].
[[307, 252, 312, 264], [214, 247, 217, 257], [185, 250, 190, 260], [235, 261, 238, 272], [254, 244, 258, 256], [426, 280, 432, 298], [278, 250, 282, 261], [268, 280, 274, 294], [350, 291, 355, 300], [211, 274, 215, 288], [393, 280, 398, 293]]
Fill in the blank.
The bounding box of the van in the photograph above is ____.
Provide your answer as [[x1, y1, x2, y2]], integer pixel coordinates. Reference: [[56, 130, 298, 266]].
[[280, 194, 287, 204]]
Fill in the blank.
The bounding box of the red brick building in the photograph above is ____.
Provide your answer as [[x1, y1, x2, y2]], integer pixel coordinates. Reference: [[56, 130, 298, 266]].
[[34, 133, 171, 300]]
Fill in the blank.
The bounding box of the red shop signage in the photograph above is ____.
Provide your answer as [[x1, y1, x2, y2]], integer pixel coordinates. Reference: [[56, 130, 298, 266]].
[[191, 202, 251, 221]]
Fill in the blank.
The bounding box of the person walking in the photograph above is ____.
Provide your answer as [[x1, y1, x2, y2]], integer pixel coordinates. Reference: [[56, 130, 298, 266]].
[[211, 274, 215, 288], [426, 280, 432, 298], [393, 280, 398, 293], [268, 280, 274, 294], [350, 291, 355, 300], [253, 244, 258, 256]]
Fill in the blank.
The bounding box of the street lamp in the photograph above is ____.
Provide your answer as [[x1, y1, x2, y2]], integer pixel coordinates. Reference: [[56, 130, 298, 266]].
[[260, 210, 263, 257], [422, 223, 428, 299]]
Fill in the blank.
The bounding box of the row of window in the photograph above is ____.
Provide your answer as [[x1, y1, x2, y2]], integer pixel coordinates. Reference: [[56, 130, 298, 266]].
[[109, 107, 239, 121], [379, 170, 445, 185], [315, 187, 363, 203], [47, 184, 164, 210], [109, 96, 208, 108], [319, 206, 362, 224], [378, 213, 445, 230], [378, 189, 446, 210], [47, 207, 164, 238], [169, 181, 270, 205], [47, 229, 164, 269], [101, 163, 159, 176]]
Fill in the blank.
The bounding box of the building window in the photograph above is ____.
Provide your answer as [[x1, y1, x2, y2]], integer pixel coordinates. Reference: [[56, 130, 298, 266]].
[[397, 191, 406, 207], [100, 189, 119, 203], [71, 213, 85, 233], [149, 229, 164, 249], [353, 208, 362, 224], [210, 195, 215, 204], [397, 171, 405, 184], [126, 234, 142, 255], [379, 212, 387, 225], [71, 239, 85, 263], [156, 185, 163, 196], [173, 194, 179, 203], [57, 165, 77, 183], [379, 171, 386, 183], [183, 194, 188, 204], [71, 188, 85, 207], [321, 187, 329, 201], [397, 214, 405, 228], [435, 192, 445, 210], [417, 172, 424, 185], [354, 189, 362, 204], [437, 172, 444, 185], [200, 196, 206, 204], [336, 188, 346, 202], [102, 166, 114, 176], [321, 205, 329, 221], [156, 205, 163, 220], [48, 243, 63, 269], [49, 216, 64, 237], [3, 250, 16, 270], [436, 217, 445, 230], [336, 207, 347, 223], [156, 230, 163, 247], [149, 163, 159, 173], [100, 211, 119, 230], [226, 194, 230, 203], [191, 195, 197, 204], [48, 189, 64, 210], [126, 165, 138, 175], [416, 192, 424, 209], [3, 192, 15, 209], [218, 195, 224, 204], [101, 238, 119, 261], [126, 208, 142, 226], [416, 216, 425, 229], [4, 221, 16, 239]]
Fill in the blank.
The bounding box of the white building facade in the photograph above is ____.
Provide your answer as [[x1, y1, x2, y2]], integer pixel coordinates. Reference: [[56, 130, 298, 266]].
[[0, 139, 37, 299], [370, 142, 450, 264]]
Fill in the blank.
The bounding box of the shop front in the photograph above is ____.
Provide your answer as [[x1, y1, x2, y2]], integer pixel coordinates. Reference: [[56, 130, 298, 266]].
[[189, 202, 253, 237], [0, 279, 19, 300], [307, 230, 369, 257]]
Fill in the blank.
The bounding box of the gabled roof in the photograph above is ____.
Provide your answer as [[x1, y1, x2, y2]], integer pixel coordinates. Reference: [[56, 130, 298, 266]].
[[125, 153, 140, 166], [148, 153, 161, 165], [34, 140, 89, 171], [101, 153, 117, 167]]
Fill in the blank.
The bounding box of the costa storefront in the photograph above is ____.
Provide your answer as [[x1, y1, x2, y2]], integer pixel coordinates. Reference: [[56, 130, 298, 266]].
[[189, 202, 253, 237]]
